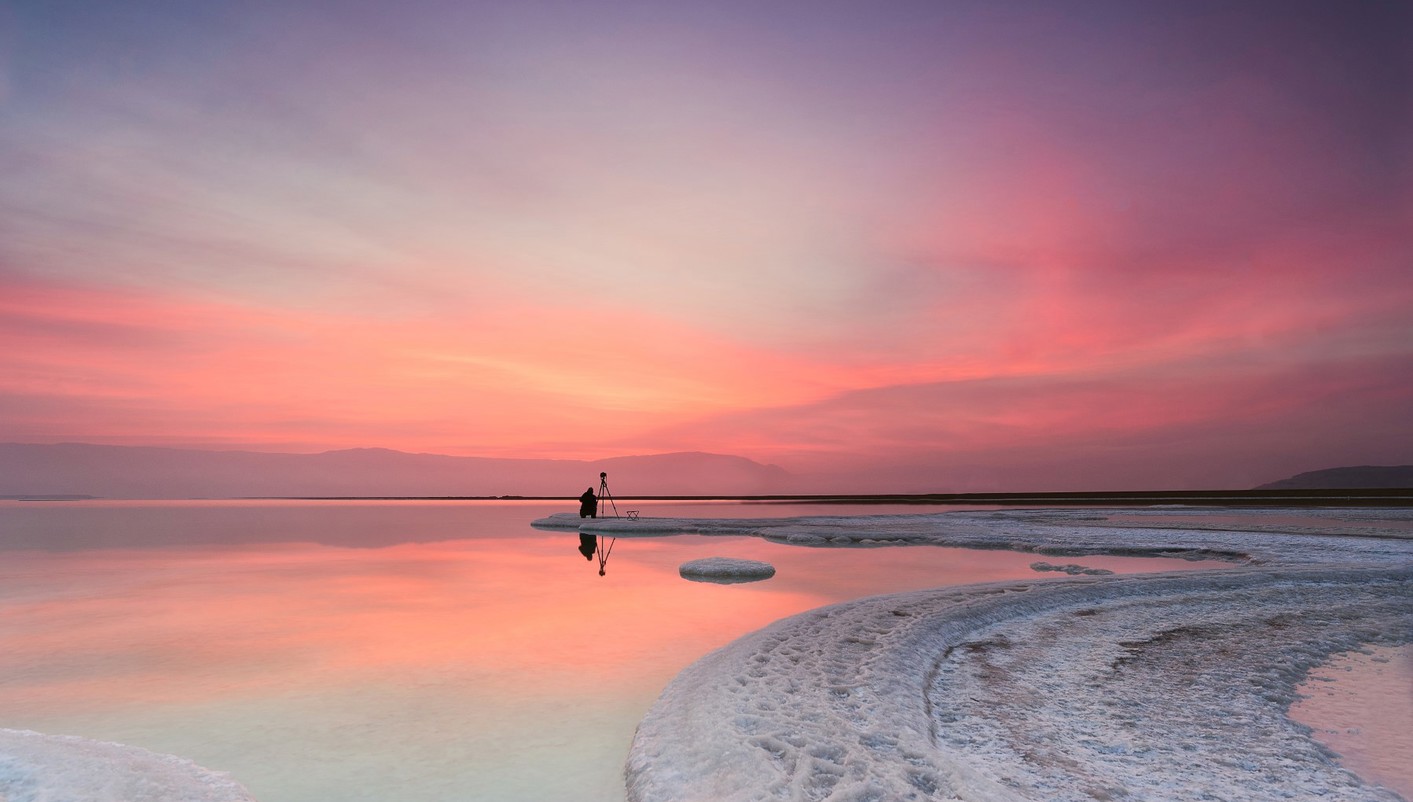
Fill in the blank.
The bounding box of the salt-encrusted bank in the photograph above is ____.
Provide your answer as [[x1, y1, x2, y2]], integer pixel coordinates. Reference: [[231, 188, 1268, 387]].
[[0, 728, 256, 802], [532, 508, 1413, 801], [531, 507, 1412, 565], [627, 566, 1409, 802]]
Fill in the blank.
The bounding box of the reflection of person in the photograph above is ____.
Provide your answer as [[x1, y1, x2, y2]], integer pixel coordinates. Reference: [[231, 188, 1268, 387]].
[[579, 487, 597, 518], [578, 533, 597, 561]]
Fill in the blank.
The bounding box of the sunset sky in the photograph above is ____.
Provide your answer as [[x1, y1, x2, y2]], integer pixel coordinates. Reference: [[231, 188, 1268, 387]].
[[1, 0, 1409, 490]]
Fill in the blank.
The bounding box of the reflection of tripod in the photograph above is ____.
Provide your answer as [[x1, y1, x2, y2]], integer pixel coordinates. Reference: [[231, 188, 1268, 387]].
[[594, 472, 618, 576]]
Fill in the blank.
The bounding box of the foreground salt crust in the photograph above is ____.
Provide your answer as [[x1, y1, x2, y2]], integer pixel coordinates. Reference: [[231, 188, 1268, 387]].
[[593, 508, 1413, 802], [0, 728, 256, 802]]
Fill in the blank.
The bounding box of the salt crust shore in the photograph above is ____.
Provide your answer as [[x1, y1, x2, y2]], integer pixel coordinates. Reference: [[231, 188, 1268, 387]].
[[0, 728, 256, 802], [531, 507, 1412, 565], [533, 508, 1413, 802]]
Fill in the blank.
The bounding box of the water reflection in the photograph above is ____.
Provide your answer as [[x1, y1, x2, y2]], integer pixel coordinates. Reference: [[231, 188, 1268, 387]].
[[0, 500, 1235, 802], [1289, 644, 1413, 799], [0, 499, 566, 551], [576, 533, 616, 576], [678, 572, 772, 586]]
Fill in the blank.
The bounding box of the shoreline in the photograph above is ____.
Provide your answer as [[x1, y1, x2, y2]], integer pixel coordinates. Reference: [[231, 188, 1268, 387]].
[[613, 507, 1412, 801], [10, 489, 1412, 506], [628, 566, 1410, 802]]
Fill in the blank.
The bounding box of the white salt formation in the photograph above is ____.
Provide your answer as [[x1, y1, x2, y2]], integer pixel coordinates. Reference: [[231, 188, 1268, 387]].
[[628, 567, 1410, 802], [0, 728, 256, 802], [611, 508, 1413, 802], [679, 557, 776, 584], [1029, 561, 1114, 575], [534, 507, 1413, 566]]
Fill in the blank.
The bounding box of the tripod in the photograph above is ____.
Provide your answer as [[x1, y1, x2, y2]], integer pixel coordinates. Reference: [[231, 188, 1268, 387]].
[[593, 472, 619, 576], [596, 471, 620, 518]]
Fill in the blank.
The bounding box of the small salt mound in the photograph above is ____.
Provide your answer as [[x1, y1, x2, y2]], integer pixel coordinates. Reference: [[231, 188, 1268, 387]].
[[0, 729, 256, 802], [679, 557, 776, 584], [1031, 560, 1115, 575]]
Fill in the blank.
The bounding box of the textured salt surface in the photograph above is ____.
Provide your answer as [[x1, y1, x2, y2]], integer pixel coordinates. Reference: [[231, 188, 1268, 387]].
[[1028, 561, 1113, 575], [679, 557, 776, 584], [608, 508, 1413, 802], [533, 508, 1413, 565], [0, 728, 255, 802], [628, 567, 1410, 802]]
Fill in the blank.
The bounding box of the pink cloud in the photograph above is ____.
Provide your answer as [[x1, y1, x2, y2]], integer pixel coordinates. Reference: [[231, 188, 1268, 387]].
[[0, 276, 853, 456], [2, 2, 1407, 489], [646, 351, 1413, 491]]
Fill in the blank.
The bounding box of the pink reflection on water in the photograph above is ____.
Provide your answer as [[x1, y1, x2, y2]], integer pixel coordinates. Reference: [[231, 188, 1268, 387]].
[[0, 532, 1224, 715], [0, 503, 1235, 802], [1289, 645, 1413, 800]]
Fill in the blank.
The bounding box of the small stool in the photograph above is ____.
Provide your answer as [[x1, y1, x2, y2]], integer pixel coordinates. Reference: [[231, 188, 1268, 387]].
[[626, 510, 640, 520]]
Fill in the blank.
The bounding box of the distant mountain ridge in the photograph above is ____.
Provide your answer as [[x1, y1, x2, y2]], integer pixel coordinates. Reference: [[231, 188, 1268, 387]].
[[1255, 465, 1413, 490], [0, 443, 793, 499]]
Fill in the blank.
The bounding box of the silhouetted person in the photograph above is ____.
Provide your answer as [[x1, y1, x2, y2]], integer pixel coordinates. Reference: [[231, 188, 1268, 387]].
[[578, 533, 597, 561], [579, 487, 597, 518]]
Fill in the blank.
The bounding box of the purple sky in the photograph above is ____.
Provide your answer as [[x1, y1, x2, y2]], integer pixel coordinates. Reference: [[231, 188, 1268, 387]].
[[1, 0, 1409, 490]]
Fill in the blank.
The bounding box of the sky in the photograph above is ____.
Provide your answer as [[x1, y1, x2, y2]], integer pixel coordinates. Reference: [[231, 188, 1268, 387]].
[[1, 0, 1410, 491]]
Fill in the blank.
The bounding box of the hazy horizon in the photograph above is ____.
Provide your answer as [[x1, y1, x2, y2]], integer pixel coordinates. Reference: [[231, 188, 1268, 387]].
[[2, 1, 1409, 490], [6, 441, 1409, 499]]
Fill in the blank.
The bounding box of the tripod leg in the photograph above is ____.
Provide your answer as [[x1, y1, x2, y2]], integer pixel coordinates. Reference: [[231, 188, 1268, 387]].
[[598, 476, 618, 518]]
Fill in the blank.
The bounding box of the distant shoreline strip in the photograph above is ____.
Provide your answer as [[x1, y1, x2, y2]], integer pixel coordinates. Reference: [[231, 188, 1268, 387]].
[[263, 488, 1413, 505]]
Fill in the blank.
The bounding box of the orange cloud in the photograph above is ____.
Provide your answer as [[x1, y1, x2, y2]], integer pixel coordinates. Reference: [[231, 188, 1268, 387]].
[[0, 276, 859, 456]]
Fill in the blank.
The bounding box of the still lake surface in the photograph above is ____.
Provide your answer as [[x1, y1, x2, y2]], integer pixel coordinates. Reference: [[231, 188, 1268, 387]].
[[0, 499, 1311, 801]]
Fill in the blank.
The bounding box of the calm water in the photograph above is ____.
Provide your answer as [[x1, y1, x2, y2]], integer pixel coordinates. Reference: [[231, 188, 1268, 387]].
[[0, 500, 1268, 801], [1290, 644, 1413, 800]]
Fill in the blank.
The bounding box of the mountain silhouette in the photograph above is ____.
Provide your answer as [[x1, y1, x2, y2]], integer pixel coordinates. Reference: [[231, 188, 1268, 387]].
[[1255, 465, 1413, 490], [0, 443, 793, 499]]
